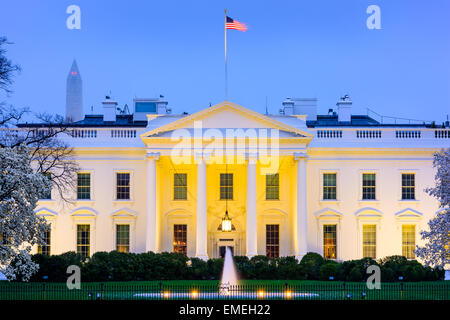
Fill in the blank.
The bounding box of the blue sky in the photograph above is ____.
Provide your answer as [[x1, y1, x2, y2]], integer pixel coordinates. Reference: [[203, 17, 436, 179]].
[[0, 0, 449, 123]]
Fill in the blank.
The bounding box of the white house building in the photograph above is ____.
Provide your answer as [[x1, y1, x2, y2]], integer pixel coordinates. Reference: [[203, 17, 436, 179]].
[[21, 94, 450, 262]]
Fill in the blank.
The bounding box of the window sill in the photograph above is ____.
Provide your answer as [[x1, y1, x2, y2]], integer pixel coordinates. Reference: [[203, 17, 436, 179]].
[[320, 199, 341, 204], [358, 200, 379, 204], [113, 200, 134, 204], [74, 199, 95, 204], [398, 199, 419, 203]]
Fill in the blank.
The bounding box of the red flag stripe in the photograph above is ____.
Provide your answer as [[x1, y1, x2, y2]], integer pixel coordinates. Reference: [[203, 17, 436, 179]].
[[226, 21, 247, 32]]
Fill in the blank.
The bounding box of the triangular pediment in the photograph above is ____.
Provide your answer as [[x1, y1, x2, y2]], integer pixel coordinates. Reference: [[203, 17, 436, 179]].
[[141, 101, 313, 139]]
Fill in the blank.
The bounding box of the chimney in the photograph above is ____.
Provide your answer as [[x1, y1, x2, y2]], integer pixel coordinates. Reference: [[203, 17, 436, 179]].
[[281, 98, 294, 115], [102, 96, 118, 122], [337, 95, 352, 123]]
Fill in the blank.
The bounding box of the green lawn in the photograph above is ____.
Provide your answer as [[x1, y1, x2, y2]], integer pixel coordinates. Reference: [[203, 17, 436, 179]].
[[0, 280, 448, 300]]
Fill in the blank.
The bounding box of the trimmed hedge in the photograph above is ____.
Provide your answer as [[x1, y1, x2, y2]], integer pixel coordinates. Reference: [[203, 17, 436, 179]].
[[27, 251, 444, 282]]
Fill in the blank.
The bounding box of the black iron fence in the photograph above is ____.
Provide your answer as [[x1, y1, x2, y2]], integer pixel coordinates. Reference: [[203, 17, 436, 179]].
[[0, 282, 448, 300]]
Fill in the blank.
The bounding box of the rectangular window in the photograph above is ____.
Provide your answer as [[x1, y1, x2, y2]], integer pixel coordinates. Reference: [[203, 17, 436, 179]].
[[362, 173, 376, 200], [174, 173, 187, 200], [173, 224, 187, 256], [402, 225, 416, 259], [323, 173, 337, 200], [323, 225, 337, 259], [116, 173, 130, 200], [362, 224, 377, 258], [220, 173, 233, 200], [116, 224, 130, 253], [266, 224, 280, 258], [401, 174, 415, 200], [77, 173, 91, 200], [266, 174, 279, 200], [41, 173, 52, 200], [38, 230, 51, 255], [77, 224, 90, 258]]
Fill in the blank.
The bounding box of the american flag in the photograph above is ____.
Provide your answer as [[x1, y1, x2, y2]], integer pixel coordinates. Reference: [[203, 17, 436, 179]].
[[226, 16, 247, 32]]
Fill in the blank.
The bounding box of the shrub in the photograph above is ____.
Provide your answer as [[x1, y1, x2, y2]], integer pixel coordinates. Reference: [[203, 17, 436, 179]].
[[319, 261, 340, 280], [347, 266, 363, 282], [300, 252, 325, 280]]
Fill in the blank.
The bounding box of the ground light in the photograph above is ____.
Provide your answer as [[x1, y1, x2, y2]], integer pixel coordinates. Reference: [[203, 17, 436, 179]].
[[257, 290, 265, 298], [163, 291, 170, 299], [285, 291, 293, 299], [191, 290, 199, 299]]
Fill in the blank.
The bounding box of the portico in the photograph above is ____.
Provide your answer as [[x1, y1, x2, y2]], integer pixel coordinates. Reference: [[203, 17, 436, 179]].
[[141, 102, 313, 260]]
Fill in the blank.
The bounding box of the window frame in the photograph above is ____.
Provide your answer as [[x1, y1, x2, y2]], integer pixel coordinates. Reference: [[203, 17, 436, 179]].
[[76, 171, 93, 201], [76, 224, 91, 259], [116, 172, 131, 200], [173, 173, 188, 201], [323, 224, 337, 259], [401, 224, 416, 259], [220, 173, 234, 200], [37, 229, 51, 255], [265, 173, 280, 201], [115, 224, 130, 253], [265, 224, 280, 258], [358, 170, 379, 202], [173, 224, 188, 256], [362, 224, 377, 259]]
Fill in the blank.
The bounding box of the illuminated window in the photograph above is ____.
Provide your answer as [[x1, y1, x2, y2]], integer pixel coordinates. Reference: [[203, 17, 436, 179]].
[[362, 224, 376, 258], [174, 173, 187, 200], [220, 173, 233, 200], [266, 173, 279, 200], [77, 173, 91, 200], [116, 224, 130, 253], [401, 174, 415, 200], [266, 224, 279, 258], [323, 173, 337, 200], [77, 224, 90, 258], [116, 173, 130, 200], [38, 230, 51, 256], [323, 225, 337, 259], [173, 224, 187, 256], [402, 225, 415, 259], [362, 174, 376, 200]]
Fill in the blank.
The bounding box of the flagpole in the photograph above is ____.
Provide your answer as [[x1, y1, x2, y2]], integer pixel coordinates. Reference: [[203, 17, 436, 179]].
[[224, 9, 228, 101]]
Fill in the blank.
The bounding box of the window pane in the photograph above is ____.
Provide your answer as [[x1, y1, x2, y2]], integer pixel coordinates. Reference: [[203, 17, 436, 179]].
[[77, 224, 90, 258], [402, 224, 415, 259], [77, 173, 91, 200], [116, 173, 130, 200], [174, 173, 187, 200], [323, 173, 337, 200], [362, 174, 376, 200], [362, 224, 376, 258], [266, 174, 279, 200], [173, 224, 187, 256], [38, 230, 51, 255], [266, 224, 279, 258], [116, 224, 130, 253], [401, 174, 415, 200], [323, 225, 337, 259], [220, 173, 233, 200]]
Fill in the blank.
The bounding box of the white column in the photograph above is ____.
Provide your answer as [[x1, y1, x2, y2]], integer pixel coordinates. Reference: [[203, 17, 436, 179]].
[[145, 152, 159, 253], [246, 156, 258, 257], [195, 156, 208, 260], [295, 152, 308, 261]]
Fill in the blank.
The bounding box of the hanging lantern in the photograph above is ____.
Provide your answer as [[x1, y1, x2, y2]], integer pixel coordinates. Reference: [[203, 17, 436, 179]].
[[222, 211, 232, 232]]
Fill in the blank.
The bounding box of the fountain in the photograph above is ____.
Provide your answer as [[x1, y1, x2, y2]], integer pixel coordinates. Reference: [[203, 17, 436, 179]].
[[133, 247, 319, 299], [219, 247, 239, 295]]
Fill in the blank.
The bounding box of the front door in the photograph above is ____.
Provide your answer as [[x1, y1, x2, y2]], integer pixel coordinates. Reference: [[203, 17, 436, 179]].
[[219, 245, 234, 258], [217, 238, 235, 258]]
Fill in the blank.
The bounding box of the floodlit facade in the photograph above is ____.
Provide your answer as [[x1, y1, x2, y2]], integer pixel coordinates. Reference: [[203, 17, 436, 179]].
[[23, 96, 450, 262]]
